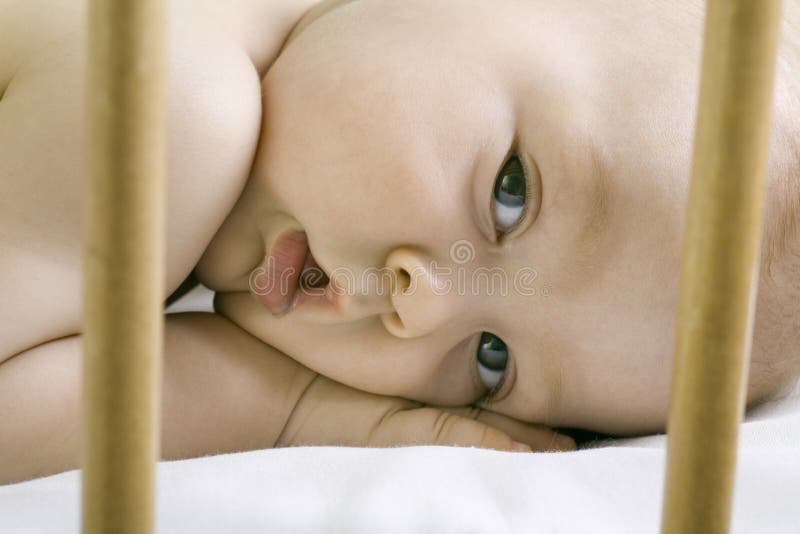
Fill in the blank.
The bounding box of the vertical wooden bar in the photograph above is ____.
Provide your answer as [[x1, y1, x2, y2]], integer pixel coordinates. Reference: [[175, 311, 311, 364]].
[[661, 2, 782, 534], [83, 1, 166, 533]]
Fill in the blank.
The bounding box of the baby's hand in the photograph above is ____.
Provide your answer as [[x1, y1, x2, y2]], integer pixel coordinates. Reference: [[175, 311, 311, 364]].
[[276, 374, 576, 452]]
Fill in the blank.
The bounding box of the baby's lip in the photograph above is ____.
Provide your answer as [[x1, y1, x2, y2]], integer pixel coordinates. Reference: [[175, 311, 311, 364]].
[[250, 230, 391, 321], [252, 230, 310, 315]]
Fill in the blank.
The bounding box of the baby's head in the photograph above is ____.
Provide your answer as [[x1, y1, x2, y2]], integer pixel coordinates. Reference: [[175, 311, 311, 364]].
[[201, 0, 799, 434]]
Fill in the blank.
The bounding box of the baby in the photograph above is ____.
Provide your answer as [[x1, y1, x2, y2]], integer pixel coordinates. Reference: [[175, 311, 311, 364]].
[[0, 0, 798, 484]]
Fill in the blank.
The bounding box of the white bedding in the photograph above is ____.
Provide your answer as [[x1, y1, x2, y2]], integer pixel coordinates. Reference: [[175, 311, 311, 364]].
[[3, 287, 798, 533]]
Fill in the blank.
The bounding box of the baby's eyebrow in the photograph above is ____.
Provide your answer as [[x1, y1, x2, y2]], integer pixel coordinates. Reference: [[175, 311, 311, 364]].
[[574, 146, 610, 261], [764, 161, 800, 278], [554, 142, 612, 293]]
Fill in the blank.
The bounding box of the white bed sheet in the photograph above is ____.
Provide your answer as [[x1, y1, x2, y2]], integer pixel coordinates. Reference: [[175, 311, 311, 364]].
[[3, 378, 798, 533], [3, 287, 797, 533]]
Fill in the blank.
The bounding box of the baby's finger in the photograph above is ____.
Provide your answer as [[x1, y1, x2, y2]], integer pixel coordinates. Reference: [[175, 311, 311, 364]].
[[275, 374, 573, 453], [369, 406, 532, 452], [468, 408, 576, 451], [275, 375, 515, 451], [465, 407, 576, 452]]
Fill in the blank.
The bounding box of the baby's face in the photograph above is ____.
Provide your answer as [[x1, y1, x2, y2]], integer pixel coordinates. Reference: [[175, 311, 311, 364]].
[[212, 0, 717, 434]]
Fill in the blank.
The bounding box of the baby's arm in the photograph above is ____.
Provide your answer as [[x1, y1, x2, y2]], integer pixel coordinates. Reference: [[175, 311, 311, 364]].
[[0, 313, 571, 484], [0, 313, 307, 483]]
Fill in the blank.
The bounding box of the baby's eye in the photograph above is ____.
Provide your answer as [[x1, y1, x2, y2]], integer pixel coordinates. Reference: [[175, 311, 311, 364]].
[[492, 155, 528, 234], [476, 332, 508, 390]]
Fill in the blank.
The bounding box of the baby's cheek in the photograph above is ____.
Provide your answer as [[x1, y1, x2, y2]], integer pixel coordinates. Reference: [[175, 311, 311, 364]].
[[214, 291, 489, 407], [211, 291, 391, 393]]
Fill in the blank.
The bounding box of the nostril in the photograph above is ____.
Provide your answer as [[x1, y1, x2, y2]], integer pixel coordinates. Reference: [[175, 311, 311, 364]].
[[381, 247, 453, 339], [396, 267, 412, 294], [383, 311, 405, 332]]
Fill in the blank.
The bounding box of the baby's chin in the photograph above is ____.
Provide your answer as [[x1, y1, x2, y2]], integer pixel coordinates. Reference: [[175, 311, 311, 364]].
[[213, 290, 315, 366]]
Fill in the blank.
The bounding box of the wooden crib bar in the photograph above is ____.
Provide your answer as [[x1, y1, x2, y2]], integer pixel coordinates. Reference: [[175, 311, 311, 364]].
[[82, 1, 167, 533], [76, 0, 784, 532], [661, 1, 782, 533]]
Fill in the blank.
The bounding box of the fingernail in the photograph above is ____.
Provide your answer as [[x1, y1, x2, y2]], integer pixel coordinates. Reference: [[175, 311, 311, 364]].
[[511, 441, 532, 452], [555, 435, 577, 451]]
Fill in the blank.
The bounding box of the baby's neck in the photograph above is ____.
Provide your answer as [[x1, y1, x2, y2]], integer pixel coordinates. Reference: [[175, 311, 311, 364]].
[[221, 0, 320, 75], [282, 0, 357, 51]]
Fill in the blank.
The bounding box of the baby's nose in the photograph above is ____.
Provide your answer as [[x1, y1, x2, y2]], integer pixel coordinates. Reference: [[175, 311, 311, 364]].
[[379, 247, 458, 338], [328, 283, 395, 322]]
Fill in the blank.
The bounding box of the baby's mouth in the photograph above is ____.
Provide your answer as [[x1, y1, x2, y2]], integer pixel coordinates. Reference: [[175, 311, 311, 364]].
[[252, 230, 330, 315]]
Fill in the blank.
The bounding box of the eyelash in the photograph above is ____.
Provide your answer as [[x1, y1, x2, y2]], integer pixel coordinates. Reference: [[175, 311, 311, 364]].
[[481, 377, 507, 403], [474, 351, 512, 404], [491, 152, 533, 241]]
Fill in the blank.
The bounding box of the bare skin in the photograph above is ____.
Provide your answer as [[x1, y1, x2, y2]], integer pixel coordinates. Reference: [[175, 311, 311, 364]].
[[0, 0, 571, 485], [2, 0, 798, 483], [204, 0, 800, 434]]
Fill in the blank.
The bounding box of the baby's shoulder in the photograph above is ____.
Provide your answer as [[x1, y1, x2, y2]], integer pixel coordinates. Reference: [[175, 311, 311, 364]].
[[0, 0, 306, 359]]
